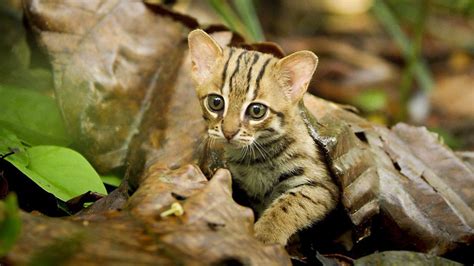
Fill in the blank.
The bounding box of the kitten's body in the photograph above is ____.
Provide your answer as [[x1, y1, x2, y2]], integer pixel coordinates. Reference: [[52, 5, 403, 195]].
[[188, 30, 339, 245]]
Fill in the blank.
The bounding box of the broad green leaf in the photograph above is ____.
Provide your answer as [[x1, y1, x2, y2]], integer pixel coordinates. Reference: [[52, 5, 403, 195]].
[[0, 194, 22, 257], [100, 174, 122, 187], [5, 145, 107, 202], [0, 128, 29, 167], [0, 86, 70, 146]]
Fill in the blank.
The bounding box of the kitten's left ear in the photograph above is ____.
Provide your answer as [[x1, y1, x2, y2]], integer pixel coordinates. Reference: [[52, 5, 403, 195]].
[[276, 51, 318, 102], [188, 29, 224, 84]]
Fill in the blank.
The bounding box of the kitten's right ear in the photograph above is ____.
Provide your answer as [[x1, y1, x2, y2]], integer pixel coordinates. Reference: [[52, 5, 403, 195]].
[[188, 29, 223, 84]]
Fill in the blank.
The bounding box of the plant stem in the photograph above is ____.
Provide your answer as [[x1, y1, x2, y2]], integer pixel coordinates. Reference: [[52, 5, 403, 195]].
[[233, 0, 265, 41], [373, 0, 433, 121]]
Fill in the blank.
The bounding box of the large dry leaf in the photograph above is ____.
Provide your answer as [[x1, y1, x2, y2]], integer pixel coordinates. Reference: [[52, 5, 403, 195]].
[[23, 0, 195, 172], [304, 95, 474, 254], [6, 164, 290, 265], [17, 2, 290, 263]]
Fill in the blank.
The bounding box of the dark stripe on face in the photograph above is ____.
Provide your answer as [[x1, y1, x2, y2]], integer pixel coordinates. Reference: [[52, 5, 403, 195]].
[[229, 51, 246, 93], [268, 107, 285, 125], [257, 127, 276, 140], [278, 167, 305, 183], [253, 58, 271, 99], [245, 53, 260, 93], [259, 134, 285, 147], [262, 136, 295, 159], [220, 48, 235, 92]]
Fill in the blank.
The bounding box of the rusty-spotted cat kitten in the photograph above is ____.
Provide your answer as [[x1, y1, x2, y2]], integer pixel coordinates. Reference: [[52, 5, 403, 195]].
[[188, 29, 340, 245]]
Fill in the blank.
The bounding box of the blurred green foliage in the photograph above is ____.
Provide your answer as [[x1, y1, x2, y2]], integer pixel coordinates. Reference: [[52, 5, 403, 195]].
[[0, 3, 119, 210], [0, 194, 21, 257], [353, 90, 388, 113], [0, 86, 70, 146], [372, 0, 433, 121], [209, 0, 264, 42], [429, 127, 465, 150]]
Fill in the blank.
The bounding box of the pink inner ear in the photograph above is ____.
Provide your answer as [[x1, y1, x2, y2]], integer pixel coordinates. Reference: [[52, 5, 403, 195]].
[[189, 33, 222, 83], [284, 59, 315, 100], [191, 43, 212, 73]]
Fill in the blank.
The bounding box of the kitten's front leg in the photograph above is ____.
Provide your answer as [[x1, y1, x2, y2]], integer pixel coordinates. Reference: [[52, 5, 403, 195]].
[[254, 183, 338, 245]]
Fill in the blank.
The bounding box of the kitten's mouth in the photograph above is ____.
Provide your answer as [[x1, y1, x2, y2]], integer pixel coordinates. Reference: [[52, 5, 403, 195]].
[[226, 139, 250, 148], [208, 134, 253, 149], [221, 138, 253, 149]]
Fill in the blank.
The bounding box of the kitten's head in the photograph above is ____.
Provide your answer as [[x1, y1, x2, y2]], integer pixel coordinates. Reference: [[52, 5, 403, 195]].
[[188, 29, 318, 149]]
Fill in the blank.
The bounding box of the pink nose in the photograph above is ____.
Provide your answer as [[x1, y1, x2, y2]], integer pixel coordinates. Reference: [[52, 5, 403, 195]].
[[223, 130, 238, 140]]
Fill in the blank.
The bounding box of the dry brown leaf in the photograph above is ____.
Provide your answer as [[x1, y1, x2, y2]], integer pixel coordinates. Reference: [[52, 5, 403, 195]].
[[354, 251, 462, 265], [304, 95, 474, 255], [23, 0, 195, 173], [7, 165, 290, 265]]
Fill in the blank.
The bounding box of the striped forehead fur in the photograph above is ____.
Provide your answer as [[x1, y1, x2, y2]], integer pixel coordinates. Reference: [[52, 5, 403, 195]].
[[220, 47, 277, 103]]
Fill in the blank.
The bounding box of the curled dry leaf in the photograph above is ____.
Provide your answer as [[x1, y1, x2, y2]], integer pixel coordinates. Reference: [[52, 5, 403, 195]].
[[132, 166, 290, 265], [6, 165, 290, 265], [303, 94, 474, 255], [23, 0, 196, 173]]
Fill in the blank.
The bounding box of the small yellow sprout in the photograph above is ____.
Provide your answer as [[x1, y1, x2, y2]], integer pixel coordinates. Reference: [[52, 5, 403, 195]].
[[160, 202, 184, 218]]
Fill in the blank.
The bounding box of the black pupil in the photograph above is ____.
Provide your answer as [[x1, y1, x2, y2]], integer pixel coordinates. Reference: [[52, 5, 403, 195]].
[[213, 98, 221, 107], [252, 105, 261, 115]]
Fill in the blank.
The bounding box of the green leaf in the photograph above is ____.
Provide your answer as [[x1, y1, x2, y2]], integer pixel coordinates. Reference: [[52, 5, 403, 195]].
[[0, 194, 22, 257], [0, 129, 106, 201], [0, 86, 70, 146], [100, 174, 122, 187], [0, 128, 29, 167], [2, 139, 107, 201]]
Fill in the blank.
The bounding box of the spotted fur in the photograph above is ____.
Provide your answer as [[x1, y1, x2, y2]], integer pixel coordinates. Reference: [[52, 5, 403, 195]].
[[188, 30, 340, 245]]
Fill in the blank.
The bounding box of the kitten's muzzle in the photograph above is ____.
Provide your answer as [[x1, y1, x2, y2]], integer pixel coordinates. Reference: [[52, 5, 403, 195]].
[[223, 129, 239, 141]]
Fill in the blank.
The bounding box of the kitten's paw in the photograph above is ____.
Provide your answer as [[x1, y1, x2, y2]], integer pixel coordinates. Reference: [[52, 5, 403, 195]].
[[254, 219, 288, 245]]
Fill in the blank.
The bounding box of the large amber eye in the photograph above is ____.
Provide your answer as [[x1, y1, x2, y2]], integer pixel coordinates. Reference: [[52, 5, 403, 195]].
[[246, 103, 268, 120], [207, 94, 224, 112]]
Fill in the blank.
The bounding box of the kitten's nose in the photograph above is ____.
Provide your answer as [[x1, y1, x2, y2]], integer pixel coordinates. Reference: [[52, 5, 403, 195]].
[[223, 129, 238, 140]]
